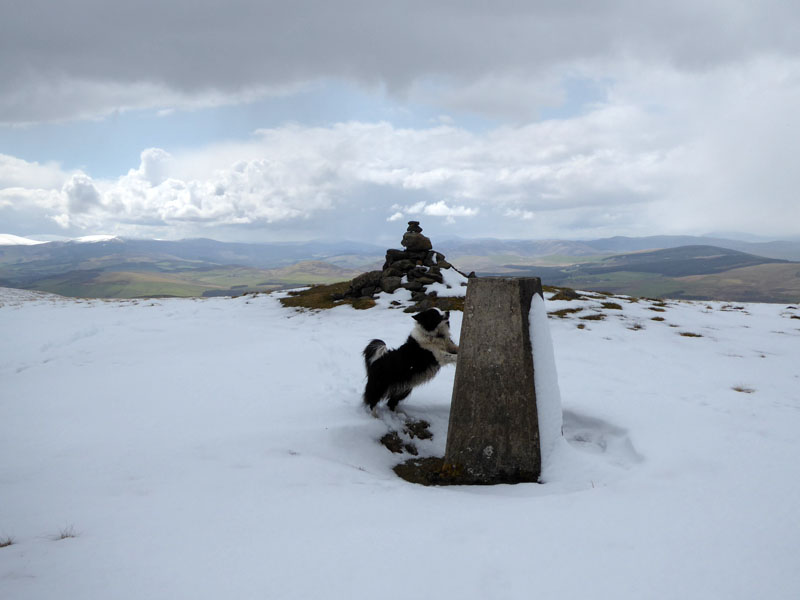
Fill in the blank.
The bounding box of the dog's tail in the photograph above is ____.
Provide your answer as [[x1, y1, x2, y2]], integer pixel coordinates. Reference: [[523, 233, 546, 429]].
[[363, 339, 388, 370]]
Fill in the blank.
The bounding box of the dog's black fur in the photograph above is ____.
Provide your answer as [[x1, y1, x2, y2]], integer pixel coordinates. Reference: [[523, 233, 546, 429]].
[[362, 308, 458, 412]]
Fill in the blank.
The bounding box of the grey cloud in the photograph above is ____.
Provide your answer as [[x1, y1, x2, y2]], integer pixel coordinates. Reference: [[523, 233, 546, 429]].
[[63, 174, 101, 214], [2, 1, 800, 122]]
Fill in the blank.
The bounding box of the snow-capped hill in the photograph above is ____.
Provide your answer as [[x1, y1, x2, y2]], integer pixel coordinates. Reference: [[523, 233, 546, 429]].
[[0, 233, 46, 245], [71, 234, 122, 243], [0, 233, 123, 246]]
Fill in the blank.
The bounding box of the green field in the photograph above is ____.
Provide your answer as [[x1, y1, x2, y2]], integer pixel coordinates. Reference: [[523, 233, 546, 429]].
[[6, 261, 362, 299], [449, 253, 612, 272], [553, 265, 800, 304], [557, 271, 687, 298]]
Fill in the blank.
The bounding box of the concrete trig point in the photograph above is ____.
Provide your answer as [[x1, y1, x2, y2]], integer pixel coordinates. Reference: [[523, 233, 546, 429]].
[[443, 277, 546, 484]]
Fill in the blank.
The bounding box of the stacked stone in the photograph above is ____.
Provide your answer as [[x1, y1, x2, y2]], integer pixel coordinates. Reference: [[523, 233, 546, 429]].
[[345, 221, 460, 305]]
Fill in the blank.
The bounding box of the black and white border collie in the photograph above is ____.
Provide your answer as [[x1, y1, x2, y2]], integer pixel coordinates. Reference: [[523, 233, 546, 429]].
[[362, 308, 458, 412]]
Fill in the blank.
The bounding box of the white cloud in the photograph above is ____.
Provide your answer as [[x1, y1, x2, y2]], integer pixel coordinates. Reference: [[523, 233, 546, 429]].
[[135, 148, 173, 187], [0, 154, 70, 189], [4, 52, 800, 241], [420, 201, 479, 218], [505, 209, 535, 221], [0, 187, 62, 213]]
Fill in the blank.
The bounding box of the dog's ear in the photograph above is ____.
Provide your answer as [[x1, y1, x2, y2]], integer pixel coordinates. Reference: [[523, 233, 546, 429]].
[[412, 308, 442, 331], [412, 310, 430, 324]]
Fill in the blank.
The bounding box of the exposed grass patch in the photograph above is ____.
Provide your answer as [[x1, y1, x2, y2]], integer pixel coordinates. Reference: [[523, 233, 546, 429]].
[[576, 323, 587, 330], [549, 307, 584, 318], [350, 297, 378, 310], [646, 299, 669, 306], [648, 307, 667, 313], [279, 281, 376, 311], [601, 302, 623, 310], [679, 332, 703, 338], [393, 456, 539, 486], [651, 316, 666, 322], [556, 272, 681, 300], [430, 296, 465, 312], [393, 457, 449, 486], [403, 296, 466, 313], [721, 304, 742, 311], [280, 281, 464, 313], [732, 385, 756, 394], [0, 535, 14, 548], [579, 313, 606, 321], [627, 323, 645, 331], [548, 287, 583, 301]]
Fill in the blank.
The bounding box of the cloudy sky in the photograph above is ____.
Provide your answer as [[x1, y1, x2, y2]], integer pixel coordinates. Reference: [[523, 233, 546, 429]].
[[2, 1, 799, 244]]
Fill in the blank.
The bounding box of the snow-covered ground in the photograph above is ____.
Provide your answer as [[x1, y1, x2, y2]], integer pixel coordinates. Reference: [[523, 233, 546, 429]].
[[1, 286, 799, 599]]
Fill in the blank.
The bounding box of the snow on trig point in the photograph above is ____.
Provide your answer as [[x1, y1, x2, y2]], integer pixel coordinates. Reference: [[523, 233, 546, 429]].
[[443, 277, 563, 484]]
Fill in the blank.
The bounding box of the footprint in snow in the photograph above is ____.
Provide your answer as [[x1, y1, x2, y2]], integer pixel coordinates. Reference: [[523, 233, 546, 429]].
[[562, 409, 644, 467]]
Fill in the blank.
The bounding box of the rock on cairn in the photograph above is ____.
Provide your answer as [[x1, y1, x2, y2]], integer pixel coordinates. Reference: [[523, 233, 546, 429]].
[[344, 221, 469, 311]]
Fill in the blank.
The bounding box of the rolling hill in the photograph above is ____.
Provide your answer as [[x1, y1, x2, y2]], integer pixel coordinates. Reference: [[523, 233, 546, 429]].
[[0, 238, 366, 298], [1, 234, 798, 302], [487, 246, 799, 303]]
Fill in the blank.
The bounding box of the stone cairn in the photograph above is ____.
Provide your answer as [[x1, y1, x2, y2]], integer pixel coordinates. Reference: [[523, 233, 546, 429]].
[[342, 221, 470, 311]]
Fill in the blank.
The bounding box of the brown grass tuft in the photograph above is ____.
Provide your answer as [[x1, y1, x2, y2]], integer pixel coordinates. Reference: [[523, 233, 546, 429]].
[[732, 385, 756, 394], [579, 313, 606, 321], [56, 525, 78, 541], [601, 302, 623, 310], [549, 308, 584, 318], [280, 281, 376, 310], [548, 287, 583, 301]]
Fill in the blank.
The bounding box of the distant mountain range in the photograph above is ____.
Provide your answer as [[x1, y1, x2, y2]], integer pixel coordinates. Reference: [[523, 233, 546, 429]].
[[0, 237, 375, 298], [1, 234, 799, 302], [438, 235, 800, 262], [484, 245, 799, 303]]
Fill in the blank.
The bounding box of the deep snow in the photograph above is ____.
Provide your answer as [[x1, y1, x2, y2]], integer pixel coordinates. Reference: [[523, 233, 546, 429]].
[[1, 286, 799, 599], [529, 292, 565, 478]]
